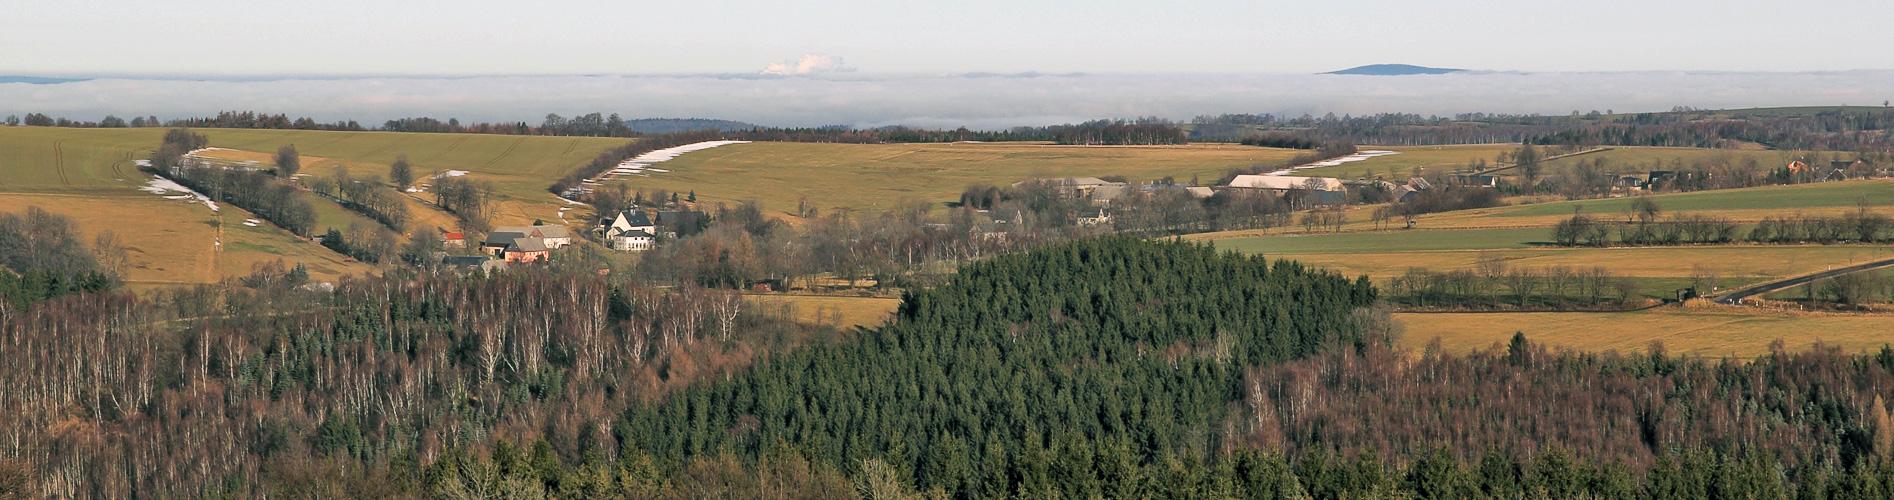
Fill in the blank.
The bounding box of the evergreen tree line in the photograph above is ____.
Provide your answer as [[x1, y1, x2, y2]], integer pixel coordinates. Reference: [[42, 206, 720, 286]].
[[146, 130, 319, 236], [8, 235, 1894, 497], [0, 207, 121, 313], [615, 237, 1383, 498], [320, 224, 400, 264], [1238, 132, 1322, 149]]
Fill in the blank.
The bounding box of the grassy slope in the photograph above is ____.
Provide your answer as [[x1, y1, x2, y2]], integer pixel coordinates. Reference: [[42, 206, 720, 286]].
[[1285, 144, 1518, 179], [641, 142, 1303, 214], [0, 127, 380, 284], [0, 193, 373, 285], [195, 130, 630, 226], [1188, 179, 1894, 354]]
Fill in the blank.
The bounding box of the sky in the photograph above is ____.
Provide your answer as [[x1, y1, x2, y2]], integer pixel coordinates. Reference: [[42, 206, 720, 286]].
[[5, 0, 1894, 77]]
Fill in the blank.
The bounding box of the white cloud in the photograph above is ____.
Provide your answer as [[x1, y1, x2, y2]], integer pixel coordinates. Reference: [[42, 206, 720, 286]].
[[761, 54, 852, 76]]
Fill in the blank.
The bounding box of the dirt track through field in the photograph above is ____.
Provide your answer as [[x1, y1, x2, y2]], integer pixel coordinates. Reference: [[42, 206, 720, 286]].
[[424, 135, 470, 161], [110, 150, 131, 180], [482, 137, 525, 169], [52, 140, 71, 187], [361, 133, 413, 157], [1714, 257, 1894, 303]]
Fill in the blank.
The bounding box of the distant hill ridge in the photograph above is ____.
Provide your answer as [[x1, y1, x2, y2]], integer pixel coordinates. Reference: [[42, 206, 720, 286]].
[[1327, 64, 1463, 76], [0, 76, 88, 85]]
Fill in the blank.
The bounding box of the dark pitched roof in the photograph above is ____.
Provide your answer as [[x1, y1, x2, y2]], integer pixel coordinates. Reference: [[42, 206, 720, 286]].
[[620, 210, 653, 227], [483, 231, 527, 247], [441, 255, 492, 267], [507, 238, 549, 252], [622, 229, 655, 239]]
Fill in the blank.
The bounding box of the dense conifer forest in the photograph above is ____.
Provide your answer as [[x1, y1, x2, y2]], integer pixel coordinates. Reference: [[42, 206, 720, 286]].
[[6, 237, 1894, 498]]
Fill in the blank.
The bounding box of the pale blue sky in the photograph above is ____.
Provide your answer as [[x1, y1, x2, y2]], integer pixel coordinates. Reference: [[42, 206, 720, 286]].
[[5, 0, 1893, 77]]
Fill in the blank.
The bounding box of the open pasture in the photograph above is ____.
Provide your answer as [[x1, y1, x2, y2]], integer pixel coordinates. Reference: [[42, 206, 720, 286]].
[[1501, 178, 1894, 217], [0, 127, 631, 227], [747, 294, 901, 328], [0, 193, 373, 285], [0, 127, 165, 193], [1536, 146, 1789, 172], [1398, 307, 1894, 358], [626, 141, 1303, 214], [1285, 144, 1517, 179]]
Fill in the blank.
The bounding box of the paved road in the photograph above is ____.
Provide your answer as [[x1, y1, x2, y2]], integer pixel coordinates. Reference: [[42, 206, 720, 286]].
[[1711, 257, 1894, 304]]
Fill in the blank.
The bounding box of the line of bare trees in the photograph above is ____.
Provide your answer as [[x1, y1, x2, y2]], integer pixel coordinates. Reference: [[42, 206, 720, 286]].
[[1388, 256, 1642, 309], [0, 266, 814, 498]]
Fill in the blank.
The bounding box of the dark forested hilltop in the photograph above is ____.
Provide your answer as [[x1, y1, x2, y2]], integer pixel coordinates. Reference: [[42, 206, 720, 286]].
[[6, 234, 1894, 497], [619, 236, 1380, 472]]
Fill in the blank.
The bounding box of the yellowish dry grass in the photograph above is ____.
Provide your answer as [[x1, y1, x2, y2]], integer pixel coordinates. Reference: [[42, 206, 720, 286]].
[[0, 193, 375, 285], [1274, 245, 1894, 281], [746, 294, 901, 328], [1398, 307, 1894, 358]]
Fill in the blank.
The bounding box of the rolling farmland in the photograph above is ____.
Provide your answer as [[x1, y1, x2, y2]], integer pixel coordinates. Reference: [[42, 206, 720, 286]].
[[1399, 307, 1894, 358], [1192, 178, 1894, 355], [629, 141, 1304, 214]]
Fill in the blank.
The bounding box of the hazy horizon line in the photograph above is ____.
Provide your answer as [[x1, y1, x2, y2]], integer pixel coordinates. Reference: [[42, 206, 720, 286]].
[[10, 67, 1894, 83]]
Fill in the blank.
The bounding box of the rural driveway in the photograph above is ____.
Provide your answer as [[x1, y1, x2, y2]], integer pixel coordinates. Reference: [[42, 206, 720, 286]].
[[1712, 257, 1894, 304]]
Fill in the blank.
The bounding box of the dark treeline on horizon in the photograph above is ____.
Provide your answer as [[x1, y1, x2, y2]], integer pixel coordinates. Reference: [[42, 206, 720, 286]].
[[1190, 107, 1894, 151], [15, 107, 1894, 153]]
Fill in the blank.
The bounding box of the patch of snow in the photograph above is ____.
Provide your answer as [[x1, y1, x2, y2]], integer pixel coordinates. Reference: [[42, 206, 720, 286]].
[[133, 159, 151, 167], [246, 218, 262, 224], [1264, 150, 1400, 176], [143, 176, 219, 211], [243, 221, 259, 227], [432, 170, 469, 179], [595, 140, 747, 183]]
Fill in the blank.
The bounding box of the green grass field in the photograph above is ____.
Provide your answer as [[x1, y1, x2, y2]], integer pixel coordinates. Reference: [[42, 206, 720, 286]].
[[637, 142, 1303, 214], [0, 127, 634, 227], [1535, 146, 1788, 172], [1502, 179, 1894, 217]]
